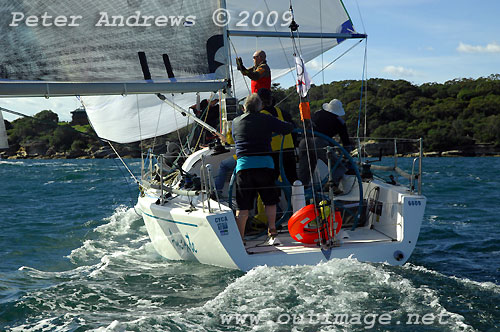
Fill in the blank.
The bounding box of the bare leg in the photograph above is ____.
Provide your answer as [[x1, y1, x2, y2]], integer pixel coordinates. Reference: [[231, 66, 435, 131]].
[[236, 209, 249, 239], [265, 204, 277, 232]]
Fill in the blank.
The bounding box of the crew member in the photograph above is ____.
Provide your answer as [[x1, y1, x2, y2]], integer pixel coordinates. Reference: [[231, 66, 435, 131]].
[[257, 88, 297, 184], [236, 50, 271, 93], [232, 93, 293, 241], [190, 98, 220, 146], [298, 99, 352, 192]]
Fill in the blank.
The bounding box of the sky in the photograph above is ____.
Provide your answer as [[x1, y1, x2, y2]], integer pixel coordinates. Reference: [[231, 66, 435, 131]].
[[1, 0, 499, 122]]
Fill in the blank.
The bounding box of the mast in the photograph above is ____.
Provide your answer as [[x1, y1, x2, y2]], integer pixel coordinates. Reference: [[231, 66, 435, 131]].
[[219, 0, 237, 136]]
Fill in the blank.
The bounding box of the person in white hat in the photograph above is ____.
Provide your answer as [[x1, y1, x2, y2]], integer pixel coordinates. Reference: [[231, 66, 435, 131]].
[[297, 99, 352, 192]]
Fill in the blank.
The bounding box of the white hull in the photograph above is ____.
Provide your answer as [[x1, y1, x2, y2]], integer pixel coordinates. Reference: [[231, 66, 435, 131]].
[[137, 168, 426, 271]]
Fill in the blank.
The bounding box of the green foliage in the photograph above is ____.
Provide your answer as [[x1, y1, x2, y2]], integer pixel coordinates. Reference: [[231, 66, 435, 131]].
[[72, 124, 93, 134], [49, 124, 79, 151], [272, 74, 500, 150], [71, 139, 87, 152], [5, 75, 500, 157], [34, 110, 59, 124]]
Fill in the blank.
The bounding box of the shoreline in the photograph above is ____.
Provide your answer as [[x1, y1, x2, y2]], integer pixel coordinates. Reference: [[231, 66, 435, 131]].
[[2, 150, 500, 160]]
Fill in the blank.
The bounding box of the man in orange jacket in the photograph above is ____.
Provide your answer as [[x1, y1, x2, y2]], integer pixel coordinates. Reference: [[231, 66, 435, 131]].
[[236, 50, 271, 93]]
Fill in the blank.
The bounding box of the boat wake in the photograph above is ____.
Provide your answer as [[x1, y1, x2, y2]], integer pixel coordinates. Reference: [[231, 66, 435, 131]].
[[3, 208, 497, 331]]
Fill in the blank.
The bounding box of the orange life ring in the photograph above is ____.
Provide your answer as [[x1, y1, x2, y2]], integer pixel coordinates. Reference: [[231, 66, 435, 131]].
[[288, 204, 342, 244]]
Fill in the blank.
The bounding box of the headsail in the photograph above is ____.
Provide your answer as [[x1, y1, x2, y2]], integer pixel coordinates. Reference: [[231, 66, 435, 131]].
[[81, 93, 215, 144]]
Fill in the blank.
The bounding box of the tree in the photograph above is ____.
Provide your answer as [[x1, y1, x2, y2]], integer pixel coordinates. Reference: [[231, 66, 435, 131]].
[[49, 124, 79, 151]]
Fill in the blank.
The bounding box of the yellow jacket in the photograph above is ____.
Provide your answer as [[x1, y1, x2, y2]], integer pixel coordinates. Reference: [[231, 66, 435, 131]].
[[260, 107, 294, 151]]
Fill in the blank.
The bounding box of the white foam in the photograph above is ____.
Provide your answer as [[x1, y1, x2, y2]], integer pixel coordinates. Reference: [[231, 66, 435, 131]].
[[405, 263, 500, 293], [196, 259, 477, 331], [91, 320, 125, 332], [0, 160, 24, 165], [68, 205, 143, 263], [9, 315, 86, 332]]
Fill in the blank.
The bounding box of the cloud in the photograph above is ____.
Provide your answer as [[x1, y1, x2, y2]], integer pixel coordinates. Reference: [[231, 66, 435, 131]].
[[457, 42, 500, 53], [307, 59, 328, 72], [0, 96, 78, 122], [382, 65, 417, 77]]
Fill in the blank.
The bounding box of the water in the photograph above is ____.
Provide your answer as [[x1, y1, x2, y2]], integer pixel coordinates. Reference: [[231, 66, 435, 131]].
[[0, 158, 499, 331]]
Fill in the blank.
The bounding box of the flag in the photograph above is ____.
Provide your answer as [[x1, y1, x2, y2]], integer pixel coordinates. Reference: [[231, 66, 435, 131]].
[[294, 56, 312, 98]]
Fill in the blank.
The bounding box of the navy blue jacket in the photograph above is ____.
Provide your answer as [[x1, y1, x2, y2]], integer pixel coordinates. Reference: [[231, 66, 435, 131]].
[[232, 112, 293, 158]]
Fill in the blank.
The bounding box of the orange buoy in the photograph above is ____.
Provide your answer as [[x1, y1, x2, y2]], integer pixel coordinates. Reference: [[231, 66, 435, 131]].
[[288, 204, 342, 244]]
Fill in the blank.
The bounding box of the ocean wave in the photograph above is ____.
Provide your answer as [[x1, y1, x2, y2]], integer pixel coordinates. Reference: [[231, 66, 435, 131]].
[[188, 259, 477, 331], [68, 206, 144, 264], [404, 264, 500, 294], [0, 160, 25, 165]]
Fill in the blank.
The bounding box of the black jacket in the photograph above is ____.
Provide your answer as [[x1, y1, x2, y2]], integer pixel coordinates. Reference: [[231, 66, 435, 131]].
[[232, 112, 293, 158], [312, 109, 351, 148]]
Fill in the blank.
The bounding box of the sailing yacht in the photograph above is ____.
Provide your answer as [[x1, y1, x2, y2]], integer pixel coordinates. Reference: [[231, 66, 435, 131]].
[[0, 0, 426, 271]]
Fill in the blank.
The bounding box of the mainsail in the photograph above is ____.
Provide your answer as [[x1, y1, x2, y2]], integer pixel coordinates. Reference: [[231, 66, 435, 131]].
[[0, 0, 363, 144], [0, 0, 223, 82]]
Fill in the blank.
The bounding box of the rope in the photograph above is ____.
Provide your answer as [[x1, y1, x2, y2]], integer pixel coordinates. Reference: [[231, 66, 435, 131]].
[[106, 140, 140, 184], [275, 40, 363, 108], [230, 38, 251, 95], [151, 100, 164, 154], [261, 0, 300, 84]]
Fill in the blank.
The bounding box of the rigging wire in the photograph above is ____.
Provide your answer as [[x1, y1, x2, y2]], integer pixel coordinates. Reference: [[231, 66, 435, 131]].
[[105, 139, 143, 217], [150, 100, 164, 155], [356, 39, 369, 163], [286, 1, 325, 242], [319, 0, 325, 97], [363, 39, 368, 138], [262, 0, 301, 85], [275, 39, 363, 108], [229, 38, 251, 95]]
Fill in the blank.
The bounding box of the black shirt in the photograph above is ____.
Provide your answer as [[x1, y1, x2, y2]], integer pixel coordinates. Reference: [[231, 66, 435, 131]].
[[312, 109, 351, 148], [232, 112, 293, 158]]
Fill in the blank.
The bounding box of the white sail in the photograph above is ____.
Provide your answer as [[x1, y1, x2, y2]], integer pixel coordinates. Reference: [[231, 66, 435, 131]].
[[226, 0, 359, 98], [1, 0, 362, 143], [82, 93, 213, 144], [0, 0, 223, 82], [0, 111, 8, 149]]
